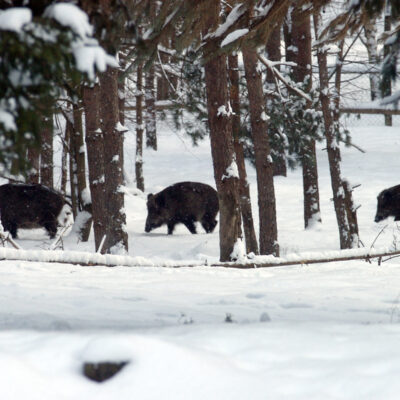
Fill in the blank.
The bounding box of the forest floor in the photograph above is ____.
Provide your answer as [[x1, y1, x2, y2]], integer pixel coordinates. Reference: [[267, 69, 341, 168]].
[[1, 114, 400, 399]]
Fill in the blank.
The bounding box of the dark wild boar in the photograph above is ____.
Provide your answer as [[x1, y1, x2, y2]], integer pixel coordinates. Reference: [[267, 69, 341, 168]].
[[375, 184, 400, 222], [0, 183, 72, 238], [145, 181, 219, 234]]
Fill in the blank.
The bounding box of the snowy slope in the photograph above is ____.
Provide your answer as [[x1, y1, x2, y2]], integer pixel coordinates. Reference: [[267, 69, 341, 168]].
[[1, 114, 400, 399]]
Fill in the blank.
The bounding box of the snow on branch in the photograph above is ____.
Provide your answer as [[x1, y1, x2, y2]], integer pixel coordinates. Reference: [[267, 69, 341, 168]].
[[257, 54, 312, 103], [0, 246, 399, 270], [209, 4, 246, 39]]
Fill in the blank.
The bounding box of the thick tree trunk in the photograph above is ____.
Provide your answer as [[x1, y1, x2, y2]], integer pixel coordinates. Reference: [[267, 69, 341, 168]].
[[99, 67, 128, 254], [291, 9, 321, 229], [204, 0, 242, 262], [228, 54, 258, 255], [40, 114, 53, 188], [314, 12, 358, 249], [243, 48, 279, 256], [135, 64, 145, 192], [72, 103, 92, 242], [83, 84, 107, 252], [266, 25, 287, 177], [27, 147, 40, 184]]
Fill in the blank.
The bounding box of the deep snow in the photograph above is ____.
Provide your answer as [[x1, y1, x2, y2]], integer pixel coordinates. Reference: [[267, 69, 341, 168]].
[[1, 114, 400, 399]]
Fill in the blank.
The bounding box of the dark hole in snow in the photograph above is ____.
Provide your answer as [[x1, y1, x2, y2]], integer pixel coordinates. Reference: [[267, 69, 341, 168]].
[[83, 361, 129, 383]]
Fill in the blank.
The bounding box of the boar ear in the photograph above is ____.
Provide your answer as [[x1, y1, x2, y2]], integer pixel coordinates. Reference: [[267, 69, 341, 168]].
[[147, 193, 153, 200], [156, 195, 165, 208]]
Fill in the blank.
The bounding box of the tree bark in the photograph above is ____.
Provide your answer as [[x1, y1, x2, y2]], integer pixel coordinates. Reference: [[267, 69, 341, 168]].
[[40, 113, 53, 188], [27, 147, 40, 184], [99, 67, 128, 254], [144, 0, 157, 150], [145, 66, 157, 150], [72, 102, 92, 242], [382, 8, 392, 126], [362, 21, 380, 101], [83, 84, 107, 252], [135, 64, 145, 192], [228, 53, 258, 255], [203, 0, 242, 262], [67, 113, 78, 219], [314, 12, 358, 249], [291, 9, 321, 229], [266, 25, 287, 177], [243, 48, 279, 256], [60, 127, 68, 195]]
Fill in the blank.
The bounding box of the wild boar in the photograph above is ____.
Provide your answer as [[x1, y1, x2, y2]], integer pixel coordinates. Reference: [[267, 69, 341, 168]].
[[145, 181, 219, 234], [375, 184, 400, 222], [0, 183, 71, 238]]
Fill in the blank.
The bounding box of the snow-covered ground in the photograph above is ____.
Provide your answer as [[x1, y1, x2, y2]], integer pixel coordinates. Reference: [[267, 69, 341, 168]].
[[1, 114, 400, 399]]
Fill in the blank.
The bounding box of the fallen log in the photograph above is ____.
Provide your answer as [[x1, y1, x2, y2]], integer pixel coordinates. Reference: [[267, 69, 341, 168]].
[[0, 246, 399, 269]]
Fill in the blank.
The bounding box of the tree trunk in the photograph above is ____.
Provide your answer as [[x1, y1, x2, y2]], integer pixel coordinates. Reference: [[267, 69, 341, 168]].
[[203, 0, 242, 262], [228, 53, 258, 255], [83, 84, 107, 252], [382, 8, 392, 126], [291, 9, 321, 229], [72, 103, 92, 242], [27, 147, 40, 184], [243, 48, 279, 256], [40, 113, 53, 188], [145, 66, 157, 150], [99, 67, 128, 254], [60, 126, 68, 195], [157, 38, 170, 101], [135, 64, 145, 192], [266, 25, 287, 177], [67, 113, 78, 219], [118, 54, 126, 182], [144, 0, 157, 150], [314, 12, 358, 249], [362, 21, 380, 101]]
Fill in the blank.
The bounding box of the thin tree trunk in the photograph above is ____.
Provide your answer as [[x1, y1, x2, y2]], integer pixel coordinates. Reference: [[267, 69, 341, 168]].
[[72, 103, 92, 242], [291, 9, 321, 229], [362, 21, 380, 101], [228, 53, 258, 255], [40, 114, 53, 188], [266, 25, 287, 177], [60, 127, 68, 195], [314, 12, 357, 249], [67, 113, 78, 219], [136, 64, 145, 192], [144, 0, 157, 150], [382, 8, 392, 126], [83, 84, 107, 252], [204, 0, 242, 262], [145, 66, 157, 150], [243, 48, 279, 256], [99, 67, 128, 254], [118, 54, 126, 182]]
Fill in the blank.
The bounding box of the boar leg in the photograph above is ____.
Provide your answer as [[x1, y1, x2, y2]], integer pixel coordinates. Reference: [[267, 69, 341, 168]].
[[201, 216, 218, 233], [182, 218, 197, 234], [2, 219, 18, 238], [167, 222, 176, 235], [43, 220, 58, 238]]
